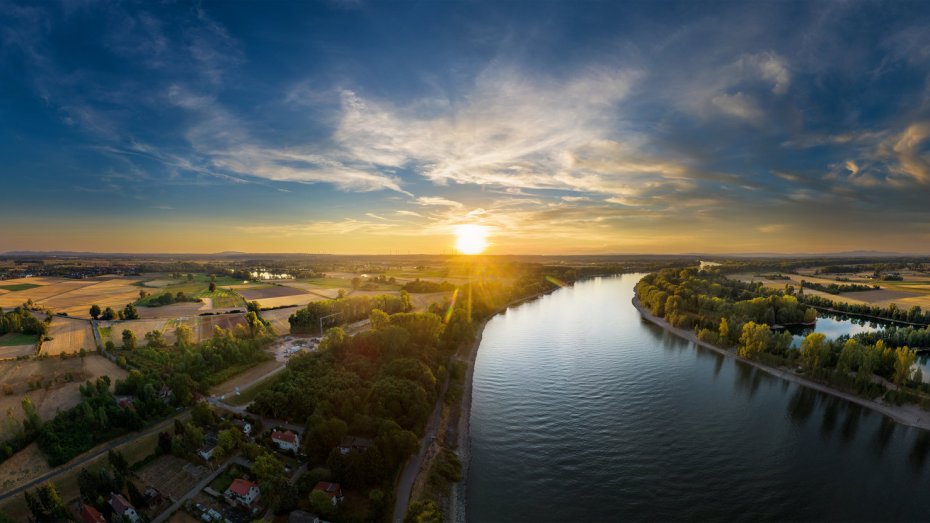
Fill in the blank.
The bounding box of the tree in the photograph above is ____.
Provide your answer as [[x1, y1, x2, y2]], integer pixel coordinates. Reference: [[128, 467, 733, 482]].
[[175, 324, 194, 347], [122, 303, 140, 320], [893, 346, 917, 386], [89, 304, 101, 320], [370, 309, 390, 331], [738, 321, 771, 359], [216, 428, 241, 457], [144, 330, 166, 348], [800, 333, 829, 372], [25, 482, 71, 522], [718, 317, 729, 342], [101, 307, 117, 321], [122, 329, 137, 350], [209, 282, 216, 293], [309, 490, 336, 518], [187, 273, 194, 281]]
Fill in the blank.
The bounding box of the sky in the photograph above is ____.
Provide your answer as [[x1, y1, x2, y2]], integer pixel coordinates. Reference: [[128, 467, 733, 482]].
[[2, 0, 930, 255]]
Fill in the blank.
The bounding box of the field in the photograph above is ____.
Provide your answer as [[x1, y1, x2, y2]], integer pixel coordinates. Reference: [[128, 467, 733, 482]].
[[137, 454, 209, 501], [99, 313, 249, 347], [41, 316, 97, 355], [237, 285, 307, 300], [0, 333, 38, 347], [0, 283, 41, 292], [261, 306, 300, 335], [0, 355, 127, 439], [731, 269, 930, 309], [0, 276, 147, 318], [0, 333, 37, 359]]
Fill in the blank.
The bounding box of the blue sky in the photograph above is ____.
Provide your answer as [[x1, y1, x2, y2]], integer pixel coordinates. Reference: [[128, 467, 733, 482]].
[[2, 0, 930, 254]]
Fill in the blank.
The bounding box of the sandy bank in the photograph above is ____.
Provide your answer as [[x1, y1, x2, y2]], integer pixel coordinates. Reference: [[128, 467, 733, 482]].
[[632, 296, 930, 432]]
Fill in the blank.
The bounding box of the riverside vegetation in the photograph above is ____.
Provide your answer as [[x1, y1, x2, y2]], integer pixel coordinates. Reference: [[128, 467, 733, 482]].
[[636, 268, 930, 408]]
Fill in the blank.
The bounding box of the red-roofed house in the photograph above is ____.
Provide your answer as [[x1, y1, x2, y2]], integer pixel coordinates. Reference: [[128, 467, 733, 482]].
[[271, 429, 300, 452], [225, 478, 261, 508], [80, 503, 106, 523], [312, 481, 344, 505]]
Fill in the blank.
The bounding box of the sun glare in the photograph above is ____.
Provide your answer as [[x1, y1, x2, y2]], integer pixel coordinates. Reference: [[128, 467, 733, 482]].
[[454, 224, 489, 255]]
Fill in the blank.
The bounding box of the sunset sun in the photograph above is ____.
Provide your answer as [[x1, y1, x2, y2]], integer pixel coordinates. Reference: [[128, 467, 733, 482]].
[[454, 224, 489, 255]]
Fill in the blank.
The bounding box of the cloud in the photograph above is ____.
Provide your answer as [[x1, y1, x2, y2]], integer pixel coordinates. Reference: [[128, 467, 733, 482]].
[[415, 196, 464, 208], [756, 223, 786, 233], [887, 122, 930, 184]]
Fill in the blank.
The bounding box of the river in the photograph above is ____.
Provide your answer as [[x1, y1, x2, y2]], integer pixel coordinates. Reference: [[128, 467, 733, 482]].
[[466, 274, 930, 522]]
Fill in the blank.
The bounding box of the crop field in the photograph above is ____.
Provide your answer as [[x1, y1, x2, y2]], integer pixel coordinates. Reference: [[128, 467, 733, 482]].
[[261, 306, 300, 335], [237, 285, 307, 300], [730, 270, 930, 309], [0, 283, 41, 292], [136, 302, 207, 319], [41, 316, 97, 355], [251, 292, 330, 309], [0, 278, 95, 309], [0, 333, 37, 359], [0, 355, 127, 439], [0, 277, 152, 318]]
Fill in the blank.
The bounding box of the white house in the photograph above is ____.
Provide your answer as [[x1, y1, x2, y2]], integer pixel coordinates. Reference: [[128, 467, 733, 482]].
[[225, 478, 261, 508], [233, 419, 252, 436], [271, 429, 300, 452], [109, 492, 140, 523]]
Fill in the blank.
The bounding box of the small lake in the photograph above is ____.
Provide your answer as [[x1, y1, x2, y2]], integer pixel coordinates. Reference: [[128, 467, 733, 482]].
[[466, 274, 930, 521]]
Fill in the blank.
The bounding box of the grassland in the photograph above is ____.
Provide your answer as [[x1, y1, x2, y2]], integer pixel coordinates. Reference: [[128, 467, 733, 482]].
[[0, 283, 41, 292], [0, 333, 38, 347], [222, 372, 281, 406], [136, 274, 248, 309]]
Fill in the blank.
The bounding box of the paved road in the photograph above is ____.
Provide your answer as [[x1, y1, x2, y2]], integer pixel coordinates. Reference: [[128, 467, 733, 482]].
[[392, 372, 451, 523]]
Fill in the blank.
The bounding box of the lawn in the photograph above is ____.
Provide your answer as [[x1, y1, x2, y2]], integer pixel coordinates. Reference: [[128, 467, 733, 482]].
[[0, 332, 39, 346], [199, 287, 245, 308], [0, 283, 41, 292]]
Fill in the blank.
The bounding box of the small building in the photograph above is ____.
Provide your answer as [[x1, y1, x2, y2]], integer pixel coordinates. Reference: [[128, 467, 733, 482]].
[[225, 478, 261, 508], [80, 503, 106, 523], [271, 429, 300, 452], [158, 384, 173, 402], [288, 510, 328, 523], [337, 436, 373, 455], [198, 442, 218, 460], [233, 419, 252, 436], [312, 481, 344, 506], [115, 396, 136, 411], [108, 492, 140, 523]]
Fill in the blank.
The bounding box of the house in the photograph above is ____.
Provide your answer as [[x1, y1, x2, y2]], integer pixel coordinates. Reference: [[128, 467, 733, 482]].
[[271, 429, 300, 452], [80, 503, 106, 523], [109, 492, 140, 523], [158, 384, 173, 402], [288, 510, 328, 523], [198, 442, 218, 460], [233, 419, 252, 436], [224, 478, 261, 508], [337, 436, 373, 455], [312, 481, 344, 505], [115, 396, 136, 411]]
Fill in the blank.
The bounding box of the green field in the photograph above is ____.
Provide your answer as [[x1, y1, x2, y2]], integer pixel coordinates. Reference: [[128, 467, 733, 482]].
[[0, 283, 41, 292], [136, 274, 248, 308], [299, 277, 354, 288], [0, 332, 39, 346]]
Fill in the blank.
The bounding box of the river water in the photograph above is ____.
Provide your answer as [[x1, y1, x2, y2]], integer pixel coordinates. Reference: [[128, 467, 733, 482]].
[[466, 274, 930, 522]]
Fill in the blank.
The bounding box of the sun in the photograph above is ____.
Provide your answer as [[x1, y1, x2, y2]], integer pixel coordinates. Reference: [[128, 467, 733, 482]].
[[454, 224, 489, 255]]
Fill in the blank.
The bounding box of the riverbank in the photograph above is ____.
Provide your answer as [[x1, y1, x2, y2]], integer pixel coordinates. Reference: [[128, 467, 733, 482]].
[[632, 296, 930, 432]]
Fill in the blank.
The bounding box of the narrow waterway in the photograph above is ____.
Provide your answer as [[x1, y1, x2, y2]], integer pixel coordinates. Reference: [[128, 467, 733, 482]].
[[466, 274, 930, 522]]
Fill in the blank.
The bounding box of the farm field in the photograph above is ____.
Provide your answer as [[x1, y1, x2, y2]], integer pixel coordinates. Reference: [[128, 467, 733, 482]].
[[136, 301, 208, 319], [0, 355, 127, 439], [0, 278, 96, 310], [251, 292, 328, 309], [237, 285, 308, 300], [41, 316, 96, 355], [730, 270, 930, 309], [0, 283, 41, 292], [261, 306, 300, 335], [0, 333, 37, 359]]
